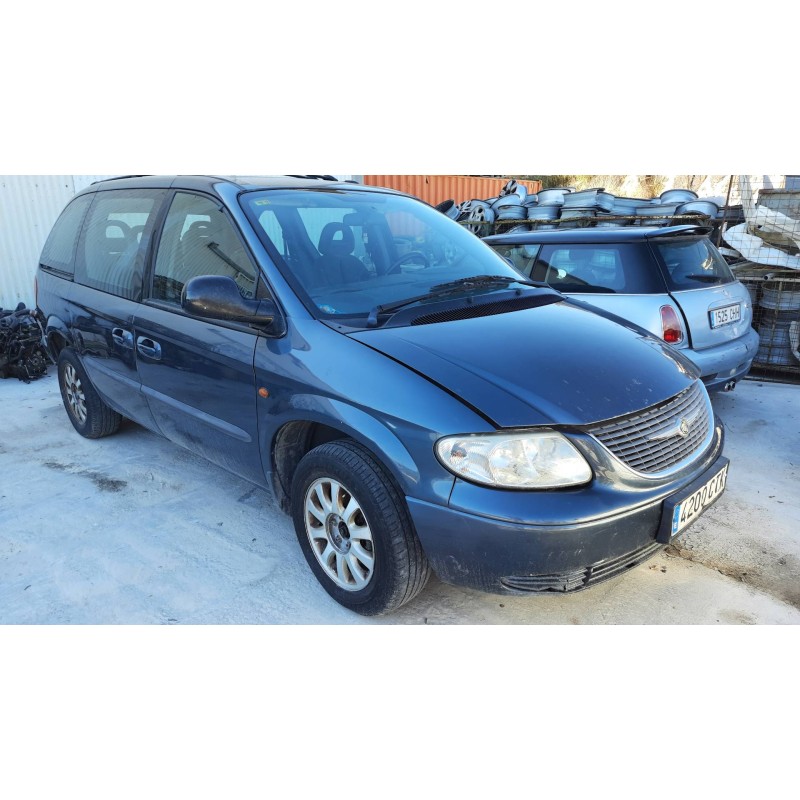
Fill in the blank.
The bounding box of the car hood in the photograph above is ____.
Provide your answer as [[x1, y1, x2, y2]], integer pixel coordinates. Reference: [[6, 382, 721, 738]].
[[349, 299, 698, 428]]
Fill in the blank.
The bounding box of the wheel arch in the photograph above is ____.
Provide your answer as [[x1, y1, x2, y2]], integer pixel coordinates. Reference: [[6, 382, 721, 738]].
[[45, 317, 73, 361], [269, 405, 422, 514]]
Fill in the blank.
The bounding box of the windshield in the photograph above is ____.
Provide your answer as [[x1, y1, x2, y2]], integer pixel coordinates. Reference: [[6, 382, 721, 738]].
[[653, 237, 735, 290], [241, 189, 524, 321]]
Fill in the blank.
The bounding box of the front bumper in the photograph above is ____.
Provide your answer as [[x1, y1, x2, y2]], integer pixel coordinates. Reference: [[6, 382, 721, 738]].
[[407, 427, 727, 596]]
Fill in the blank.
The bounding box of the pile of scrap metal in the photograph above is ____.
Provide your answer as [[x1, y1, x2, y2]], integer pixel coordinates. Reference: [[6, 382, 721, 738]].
[[722, 177, 800, 270], [435, 180, 729, 237], [722, 177, 800, 370], [0, 303, 49, 382]]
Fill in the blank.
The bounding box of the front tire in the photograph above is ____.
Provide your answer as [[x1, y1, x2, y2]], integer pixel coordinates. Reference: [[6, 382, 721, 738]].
[[291, 440, 430, 615], [57, 349, 122, 439]]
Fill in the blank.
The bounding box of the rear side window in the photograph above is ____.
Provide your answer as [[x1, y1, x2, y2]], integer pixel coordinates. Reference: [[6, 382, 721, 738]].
[[534, 243, 666, 294], [76, 189, 165, 299], [653, 238, 735, 290], [39, 194, 93, 275], [152, 192, 258, 305]]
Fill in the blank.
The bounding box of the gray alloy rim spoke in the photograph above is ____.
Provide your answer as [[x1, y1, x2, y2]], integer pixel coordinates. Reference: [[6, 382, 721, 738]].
[[349, 523, 372, 543], [350, 542, 374, 571], [319, 543, 335, 567], [335, 552, 353, 585], [328, 480, 343, 513], [307, 502, 327, 527], [346, 553, 370, 588], [314, 483, 332, 515], [341, 496, 360, 525]]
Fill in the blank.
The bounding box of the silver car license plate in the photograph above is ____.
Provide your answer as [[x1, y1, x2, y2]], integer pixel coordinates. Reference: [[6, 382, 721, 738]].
[[709, 303, 741, 328]]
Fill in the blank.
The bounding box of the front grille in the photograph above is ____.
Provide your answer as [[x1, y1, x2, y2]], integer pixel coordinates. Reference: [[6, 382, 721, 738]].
[[587, 382, 711, 474], [500, 541, 663, 593]]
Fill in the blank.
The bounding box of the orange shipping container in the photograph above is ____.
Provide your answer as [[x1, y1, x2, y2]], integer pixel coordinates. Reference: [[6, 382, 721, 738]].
[[361, 175, 542, 207]]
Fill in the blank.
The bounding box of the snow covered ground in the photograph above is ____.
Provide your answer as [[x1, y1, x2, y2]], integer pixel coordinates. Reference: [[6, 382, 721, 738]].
[[1, 375, 798, 624]]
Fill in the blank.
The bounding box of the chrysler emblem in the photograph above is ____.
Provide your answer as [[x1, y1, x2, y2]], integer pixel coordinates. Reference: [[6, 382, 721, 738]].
[[647, 412, 698, 442]]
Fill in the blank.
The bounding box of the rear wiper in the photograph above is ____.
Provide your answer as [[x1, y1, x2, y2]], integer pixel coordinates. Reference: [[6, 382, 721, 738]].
[[366, 275, 545, 327]]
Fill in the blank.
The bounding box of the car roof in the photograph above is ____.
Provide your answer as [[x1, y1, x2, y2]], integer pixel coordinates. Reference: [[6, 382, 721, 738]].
[[81, 174, 405, 196], [483, 224, 713, 245]]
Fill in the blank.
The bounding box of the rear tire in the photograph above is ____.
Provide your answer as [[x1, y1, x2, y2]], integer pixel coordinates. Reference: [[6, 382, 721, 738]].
[[291, 440, 430, 615], [57, 349, 122, 439]]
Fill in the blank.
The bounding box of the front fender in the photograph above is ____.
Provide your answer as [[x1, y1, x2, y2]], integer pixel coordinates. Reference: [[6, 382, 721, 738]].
[[262, 396, 457, 509]]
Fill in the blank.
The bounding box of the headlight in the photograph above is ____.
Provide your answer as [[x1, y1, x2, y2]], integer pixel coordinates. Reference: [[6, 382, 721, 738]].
[[435, 430, 592, 489]]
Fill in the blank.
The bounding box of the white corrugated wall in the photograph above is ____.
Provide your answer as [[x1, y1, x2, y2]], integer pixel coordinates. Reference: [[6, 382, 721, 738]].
[[0, 175, 117, 309]]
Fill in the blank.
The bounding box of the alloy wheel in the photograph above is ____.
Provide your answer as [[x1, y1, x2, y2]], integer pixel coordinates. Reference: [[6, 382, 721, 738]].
[[63, 363, 87, 425], [304, 478, 375, 591]]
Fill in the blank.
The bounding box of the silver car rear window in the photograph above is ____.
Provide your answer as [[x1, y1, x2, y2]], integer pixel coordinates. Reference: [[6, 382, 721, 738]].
[[653, 237, 735, 290]]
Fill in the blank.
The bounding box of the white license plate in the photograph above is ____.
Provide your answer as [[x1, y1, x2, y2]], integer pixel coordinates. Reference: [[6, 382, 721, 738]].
[[671, 463, 728, 537], [709, 303, 741, 328]]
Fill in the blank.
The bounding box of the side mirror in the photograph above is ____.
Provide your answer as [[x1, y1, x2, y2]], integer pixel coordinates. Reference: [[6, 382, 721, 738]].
[[181, 275, 284, 334]]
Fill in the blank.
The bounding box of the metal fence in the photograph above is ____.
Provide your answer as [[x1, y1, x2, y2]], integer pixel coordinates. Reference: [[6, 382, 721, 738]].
[[718, 176, 800, 385]]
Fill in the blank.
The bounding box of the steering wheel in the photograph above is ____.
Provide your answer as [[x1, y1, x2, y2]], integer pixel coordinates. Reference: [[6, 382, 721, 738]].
[[386, 250, 430, 274]]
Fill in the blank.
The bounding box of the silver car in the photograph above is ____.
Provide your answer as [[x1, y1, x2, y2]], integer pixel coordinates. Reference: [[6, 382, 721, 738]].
[[484, 225, 759, 391]]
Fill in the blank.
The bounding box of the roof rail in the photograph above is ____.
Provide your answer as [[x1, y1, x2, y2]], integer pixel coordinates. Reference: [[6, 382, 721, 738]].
[[90, 175, 150, 184], [285, 174, 339, 181]]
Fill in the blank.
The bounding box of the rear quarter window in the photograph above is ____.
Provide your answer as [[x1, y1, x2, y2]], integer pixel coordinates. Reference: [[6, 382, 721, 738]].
[[653, 238, 735, 291], [39, 194, 94, 275]]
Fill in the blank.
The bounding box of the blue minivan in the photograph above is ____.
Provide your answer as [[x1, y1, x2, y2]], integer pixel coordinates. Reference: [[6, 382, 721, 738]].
[[36, 176, 729, 614]]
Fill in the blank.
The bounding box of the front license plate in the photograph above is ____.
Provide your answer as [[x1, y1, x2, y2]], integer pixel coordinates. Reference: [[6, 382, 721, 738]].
[[657, 457, 729, 543], [709, 303, 741, 328]]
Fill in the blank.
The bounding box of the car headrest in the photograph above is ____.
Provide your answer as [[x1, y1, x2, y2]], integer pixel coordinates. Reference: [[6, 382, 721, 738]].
[[319, 222, 355, 256]]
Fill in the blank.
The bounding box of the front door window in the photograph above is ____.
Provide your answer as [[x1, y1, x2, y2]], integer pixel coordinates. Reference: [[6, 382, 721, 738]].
[[153, 192, 258, 304]]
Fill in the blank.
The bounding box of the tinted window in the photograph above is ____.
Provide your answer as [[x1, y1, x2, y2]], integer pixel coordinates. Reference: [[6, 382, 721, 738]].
[[40, 194, 93, 275], [76, 189, 164, 299], [534, 243, 666, 294], [653, 238, 734, 290], [152, 193, 258, 305]]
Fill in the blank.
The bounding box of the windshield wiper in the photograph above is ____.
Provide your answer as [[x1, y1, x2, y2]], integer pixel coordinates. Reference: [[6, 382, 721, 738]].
[[366, 275, 545, 327]]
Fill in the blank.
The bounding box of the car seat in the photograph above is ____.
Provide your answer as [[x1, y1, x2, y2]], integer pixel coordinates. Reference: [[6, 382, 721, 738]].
[[316, 223, 369, 286]]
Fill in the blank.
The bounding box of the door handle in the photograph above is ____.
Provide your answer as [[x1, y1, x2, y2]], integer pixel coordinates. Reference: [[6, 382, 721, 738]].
[[112, 327, 134, 348], [136, 336, 162, 361]]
